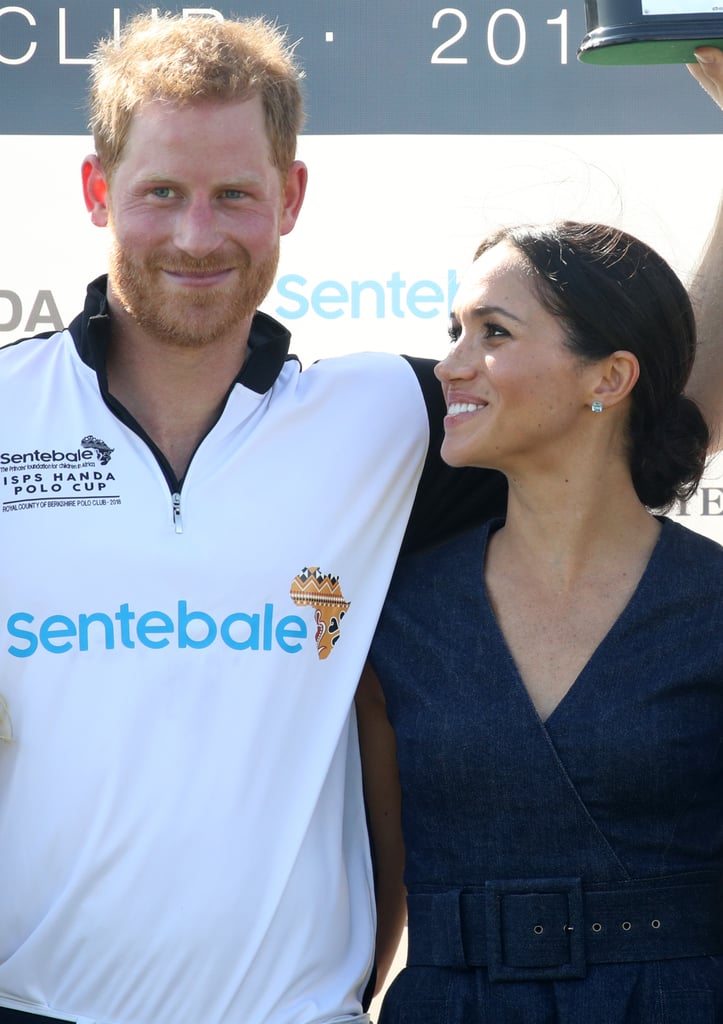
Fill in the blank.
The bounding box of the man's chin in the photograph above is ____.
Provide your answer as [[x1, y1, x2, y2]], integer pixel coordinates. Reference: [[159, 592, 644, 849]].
[[131, 284, 256, 347], [143, 311, 249, 349]]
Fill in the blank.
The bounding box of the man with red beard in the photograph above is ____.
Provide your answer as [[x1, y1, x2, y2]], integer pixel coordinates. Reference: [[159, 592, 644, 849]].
[[0, 12, 721, 1024], [0, 16, 504, 1024], [84, 90, 300, 480]]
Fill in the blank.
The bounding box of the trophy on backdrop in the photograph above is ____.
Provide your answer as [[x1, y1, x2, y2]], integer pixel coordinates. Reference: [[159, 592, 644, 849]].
[[578, 0, 723, 63]]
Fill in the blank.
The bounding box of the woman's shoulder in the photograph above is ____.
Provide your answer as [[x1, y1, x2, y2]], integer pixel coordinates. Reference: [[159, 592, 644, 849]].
[[659, 516, 723, 561], [655, 517, 723, 595]]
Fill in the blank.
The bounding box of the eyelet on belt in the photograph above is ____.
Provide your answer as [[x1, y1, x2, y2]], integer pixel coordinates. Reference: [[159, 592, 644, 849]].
[[533, 924, 544, 935], [621, 921, 632, 931], [591, 922, 602, 933], [651, 919, 661, 929]]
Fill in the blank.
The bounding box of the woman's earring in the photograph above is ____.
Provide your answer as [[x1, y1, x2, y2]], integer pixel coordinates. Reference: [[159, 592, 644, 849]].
[[591, 400, 604, 413]]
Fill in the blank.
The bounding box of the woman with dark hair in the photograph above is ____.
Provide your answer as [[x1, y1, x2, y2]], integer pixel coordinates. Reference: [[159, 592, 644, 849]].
[[361, 220, 723, 1023]]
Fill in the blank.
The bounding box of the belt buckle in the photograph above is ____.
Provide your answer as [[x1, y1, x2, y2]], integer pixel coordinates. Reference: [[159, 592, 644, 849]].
[[484, 877, 586, 982]]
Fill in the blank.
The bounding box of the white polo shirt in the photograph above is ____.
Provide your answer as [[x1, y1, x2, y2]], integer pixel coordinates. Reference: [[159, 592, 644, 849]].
[[0, 296, 430, 1024]]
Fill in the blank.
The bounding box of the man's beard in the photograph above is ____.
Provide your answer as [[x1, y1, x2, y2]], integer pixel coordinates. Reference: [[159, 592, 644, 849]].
[[108, 239, 279, 349]]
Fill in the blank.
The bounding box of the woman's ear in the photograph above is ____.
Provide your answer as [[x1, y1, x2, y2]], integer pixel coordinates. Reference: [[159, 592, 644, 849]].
[[82, 155, 110, 227], [590, 350, 640, 409]]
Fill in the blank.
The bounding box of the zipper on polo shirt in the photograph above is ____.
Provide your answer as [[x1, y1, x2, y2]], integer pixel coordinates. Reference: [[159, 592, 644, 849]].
[[172, 492, 183, 534]]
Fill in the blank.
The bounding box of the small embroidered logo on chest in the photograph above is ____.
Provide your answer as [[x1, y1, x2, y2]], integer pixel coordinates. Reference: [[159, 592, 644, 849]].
[[81, 435, 115, 465], [289, 567, 351, 660]]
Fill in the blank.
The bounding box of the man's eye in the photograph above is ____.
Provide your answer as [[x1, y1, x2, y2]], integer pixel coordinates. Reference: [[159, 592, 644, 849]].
[[151, 187, 174, 199], [223, 189, 245, 200]]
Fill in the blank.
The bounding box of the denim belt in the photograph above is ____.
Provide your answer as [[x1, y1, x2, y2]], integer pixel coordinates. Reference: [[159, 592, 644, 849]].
[[406, 874, 723, 982]]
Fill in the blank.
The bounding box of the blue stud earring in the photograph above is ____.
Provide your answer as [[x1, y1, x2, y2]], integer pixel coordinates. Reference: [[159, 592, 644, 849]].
[[591, 400, 604, 413]]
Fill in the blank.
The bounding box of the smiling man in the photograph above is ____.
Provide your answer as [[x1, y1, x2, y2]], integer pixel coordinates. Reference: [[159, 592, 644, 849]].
[[0, 16, 506, 1024]]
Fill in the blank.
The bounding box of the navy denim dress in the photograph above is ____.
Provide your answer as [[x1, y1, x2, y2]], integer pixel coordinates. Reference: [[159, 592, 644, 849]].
[[371, 517, 723, 1023]]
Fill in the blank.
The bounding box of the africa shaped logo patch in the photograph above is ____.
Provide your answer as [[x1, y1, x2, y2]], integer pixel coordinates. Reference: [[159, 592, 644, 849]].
[[290, 567, 351, 660]]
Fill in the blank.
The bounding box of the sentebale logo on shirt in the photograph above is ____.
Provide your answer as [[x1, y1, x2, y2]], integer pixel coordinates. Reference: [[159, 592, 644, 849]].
[[6, 601, 309, 658]]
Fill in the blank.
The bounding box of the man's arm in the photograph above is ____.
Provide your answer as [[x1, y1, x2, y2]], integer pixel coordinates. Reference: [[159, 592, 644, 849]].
[[355, 662, 407, 994], [685, 48, 723, 448]]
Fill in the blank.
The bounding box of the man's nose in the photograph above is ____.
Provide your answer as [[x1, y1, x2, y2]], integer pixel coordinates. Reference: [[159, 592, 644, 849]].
[[173, 197, 223, 258]]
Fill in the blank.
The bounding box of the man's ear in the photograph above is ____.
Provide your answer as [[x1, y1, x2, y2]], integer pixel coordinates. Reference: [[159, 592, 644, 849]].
[[82, 155, 110, 227], [590, 350, 640, 409], [279, 160, 308, 237]]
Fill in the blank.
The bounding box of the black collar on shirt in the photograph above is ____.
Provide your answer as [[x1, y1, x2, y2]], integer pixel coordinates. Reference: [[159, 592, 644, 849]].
[[69, 274, 298, 395]]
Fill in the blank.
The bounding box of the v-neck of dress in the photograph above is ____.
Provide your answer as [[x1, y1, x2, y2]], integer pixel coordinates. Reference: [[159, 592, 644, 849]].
[[478, 516, 669, 727]]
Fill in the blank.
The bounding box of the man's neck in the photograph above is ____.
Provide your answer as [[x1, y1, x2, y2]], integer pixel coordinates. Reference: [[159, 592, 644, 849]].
[[106, 310, 252, 480]]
